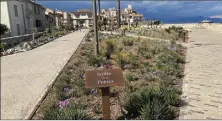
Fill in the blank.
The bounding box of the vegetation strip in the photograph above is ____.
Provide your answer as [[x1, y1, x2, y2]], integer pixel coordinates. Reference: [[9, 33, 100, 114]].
[[33, 26, 187, 120], [29, 31, 89, 119]]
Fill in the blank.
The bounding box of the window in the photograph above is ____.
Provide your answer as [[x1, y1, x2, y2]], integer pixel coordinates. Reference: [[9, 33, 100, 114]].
[[14, 5, 18, 17], [16, 24, 20, 35], [38, 7, 40, 15], [34, 6, 37, 14], [35, 20, 42, 27]]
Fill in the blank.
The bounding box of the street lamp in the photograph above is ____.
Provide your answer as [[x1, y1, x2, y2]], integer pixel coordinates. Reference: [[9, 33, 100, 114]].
[[92, 0, 99, 56]]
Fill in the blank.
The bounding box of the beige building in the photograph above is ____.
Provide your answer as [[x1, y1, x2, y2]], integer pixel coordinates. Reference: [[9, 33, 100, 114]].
[[72, 9, 93, 28], [54, 10, 63, 30], [61, 11, 73, 30], [45, 8, 56, 29], [100, 4, 143, 24], [0, 0, 46, 37], [121, 5, 144, 23]]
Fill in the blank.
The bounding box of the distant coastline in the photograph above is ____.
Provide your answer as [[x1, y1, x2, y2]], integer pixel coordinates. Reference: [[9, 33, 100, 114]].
[[144, 16, 222, 24]]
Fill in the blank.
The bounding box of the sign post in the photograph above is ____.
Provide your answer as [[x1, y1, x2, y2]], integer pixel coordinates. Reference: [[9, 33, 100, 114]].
[[85, 68, 125, 119], [101, 87, 110, 119]]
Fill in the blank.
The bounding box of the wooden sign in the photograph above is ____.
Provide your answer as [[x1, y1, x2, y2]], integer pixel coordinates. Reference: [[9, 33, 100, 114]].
[[85, 68, 125, 119], [85, 68, 125, 88]]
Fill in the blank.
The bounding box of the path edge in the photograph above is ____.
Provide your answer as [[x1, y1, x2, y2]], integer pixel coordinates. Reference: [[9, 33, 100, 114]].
[[26, 31, 89, 120]]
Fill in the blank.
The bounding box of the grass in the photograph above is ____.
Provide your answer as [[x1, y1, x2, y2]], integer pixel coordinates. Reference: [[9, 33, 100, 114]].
[[32, 31, 186, 120], [137, 26, 188, 42]]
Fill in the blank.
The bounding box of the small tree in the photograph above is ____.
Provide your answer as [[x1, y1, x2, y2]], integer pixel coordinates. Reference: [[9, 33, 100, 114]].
[[32, 27, 38, 33], [0, 24, 9, 35], [111, 18, 115, 31], [102, 18, 108, 30]]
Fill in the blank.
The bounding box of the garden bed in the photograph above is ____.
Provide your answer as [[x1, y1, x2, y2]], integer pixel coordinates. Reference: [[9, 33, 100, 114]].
[[32, 31, 187, 120], [1, 30, 73, 56]]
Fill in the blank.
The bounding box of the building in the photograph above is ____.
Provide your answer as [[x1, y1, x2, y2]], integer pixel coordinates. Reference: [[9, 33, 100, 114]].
[[101, 7, 118, 18], [0, 0, 46, 37], [121, 5, 144, 23], [54, 10, 63, 30], [72, 9, 93, 28], [45, 8, 56, 29], [61, 11, 73, 30], [100, 4, 144, 25]]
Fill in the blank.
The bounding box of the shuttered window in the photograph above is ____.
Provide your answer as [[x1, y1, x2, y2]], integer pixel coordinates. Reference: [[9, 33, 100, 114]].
[[14, 5, 18, 17]]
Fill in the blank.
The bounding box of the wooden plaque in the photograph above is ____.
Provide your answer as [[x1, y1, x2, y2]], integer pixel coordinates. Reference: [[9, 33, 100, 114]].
[[85, 68, 125, 88]]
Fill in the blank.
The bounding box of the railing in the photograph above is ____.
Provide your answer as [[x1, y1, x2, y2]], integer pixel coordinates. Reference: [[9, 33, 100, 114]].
[[1, 31, 46, 51], [1, 31, 46, 41]]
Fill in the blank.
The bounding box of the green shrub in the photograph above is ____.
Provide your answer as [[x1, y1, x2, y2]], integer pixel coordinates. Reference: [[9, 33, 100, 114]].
[[43, 103, 91, 120], [128, 54, 139, 69], [126, 72, 139, 81], [122, 38, 134, 46], [156, 51, 184, 76], [87, 55, 105, 67], [159, 85, 181, 106], [105, 40, 115, 59], [115, 52, 129, 69], [138, 43, 152, 59], [124, 87, 176, 119], [0, 24, 9, 35]]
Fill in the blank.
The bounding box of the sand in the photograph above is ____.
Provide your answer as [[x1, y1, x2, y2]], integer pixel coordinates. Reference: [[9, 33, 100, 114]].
[[162, 23, 222, 34]]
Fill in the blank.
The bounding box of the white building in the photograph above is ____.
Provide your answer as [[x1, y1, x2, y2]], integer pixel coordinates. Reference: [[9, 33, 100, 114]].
[[0, 0, 46, 37], [72, 9, 93, 28]]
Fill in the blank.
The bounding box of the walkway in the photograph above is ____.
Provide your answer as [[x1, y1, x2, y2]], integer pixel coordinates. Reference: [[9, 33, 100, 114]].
[[180, 29, 222, 119], [1, 31, 87, 119]]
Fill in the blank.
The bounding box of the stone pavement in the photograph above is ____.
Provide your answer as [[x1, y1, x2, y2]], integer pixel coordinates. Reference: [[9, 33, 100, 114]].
[[179, 29, 222, 119], [1, 31, 87, 119]]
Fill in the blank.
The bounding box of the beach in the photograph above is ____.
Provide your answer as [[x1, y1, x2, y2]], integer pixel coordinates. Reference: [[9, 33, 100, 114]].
[[162, 23, 222, 34]]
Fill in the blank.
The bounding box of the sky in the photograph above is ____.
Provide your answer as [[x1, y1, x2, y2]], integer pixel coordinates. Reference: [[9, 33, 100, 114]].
[[36, 0, 222, 19]]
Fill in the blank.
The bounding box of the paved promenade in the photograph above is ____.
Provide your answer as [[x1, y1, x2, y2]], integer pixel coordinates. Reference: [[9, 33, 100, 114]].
[[180, 29, 222, 119], [1, 31, 87, 119]]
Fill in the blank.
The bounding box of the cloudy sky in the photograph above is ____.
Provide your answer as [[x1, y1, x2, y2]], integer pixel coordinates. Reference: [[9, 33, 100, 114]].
[[36, 0, 222, 18]]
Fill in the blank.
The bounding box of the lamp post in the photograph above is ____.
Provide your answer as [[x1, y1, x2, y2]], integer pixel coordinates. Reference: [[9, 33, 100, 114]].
[[117, 0, 120, 28], [93, 0, 99, 56]]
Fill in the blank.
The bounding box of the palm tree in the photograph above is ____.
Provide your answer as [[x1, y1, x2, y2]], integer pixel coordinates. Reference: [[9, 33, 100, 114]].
[[117, 0, 120, 28]]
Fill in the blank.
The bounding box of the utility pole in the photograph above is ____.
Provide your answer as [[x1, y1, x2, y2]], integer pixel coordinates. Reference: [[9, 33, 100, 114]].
[[117, 0, 121, 28], [98, 0, 101, 21], [93, 0, 99, 56]]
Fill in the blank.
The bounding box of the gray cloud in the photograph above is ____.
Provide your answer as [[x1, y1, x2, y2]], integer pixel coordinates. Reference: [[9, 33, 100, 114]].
[[37, 0, 222, 17]]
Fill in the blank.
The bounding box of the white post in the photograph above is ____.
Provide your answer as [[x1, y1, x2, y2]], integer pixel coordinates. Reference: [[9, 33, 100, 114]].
[[33, 32, 35, 42]]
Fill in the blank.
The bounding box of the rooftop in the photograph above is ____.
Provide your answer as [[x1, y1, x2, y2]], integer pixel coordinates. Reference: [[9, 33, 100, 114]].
[[74, 9, 92, 14]]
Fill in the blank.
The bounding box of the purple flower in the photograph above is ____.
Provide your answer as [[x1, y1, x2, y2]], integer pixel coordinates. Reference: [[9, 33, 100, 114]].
[[57, 99, 70, 109], [103, 64, 113, 69], [63, 87, 71, 92]]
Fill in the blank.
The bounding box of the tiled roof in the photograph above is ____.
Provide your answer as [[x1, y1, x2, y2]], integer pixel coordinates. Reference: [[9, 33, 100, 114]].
[[73, 9, 92, 14]]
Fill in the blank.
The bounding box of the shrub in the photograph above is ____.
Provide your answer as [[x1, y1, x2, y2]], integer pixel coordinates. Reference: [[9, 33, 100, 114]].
[[156, 51, 184, 76], [159, 85, 181, 107], [32, 27, 38, 33], [128, 53, 139, 69], [124, 87, 176, 119], [115, 52, 129, 69], [87, 55, 106, 67], [0, 24, 9, 35], [126, 72, 139, 81], [122, 38, 134, 46], [105, 40, 115, 59], [138, 42, 152, 59], [43, 103, 91, 120]]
